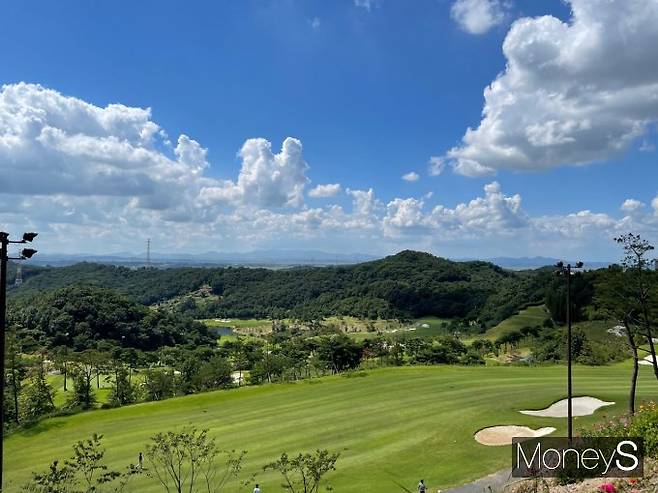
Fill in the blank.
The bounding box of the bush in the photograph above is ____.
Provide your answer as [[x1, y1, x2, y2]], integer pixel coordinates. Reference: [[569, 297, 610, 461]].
[[582, 401, 658, 457]]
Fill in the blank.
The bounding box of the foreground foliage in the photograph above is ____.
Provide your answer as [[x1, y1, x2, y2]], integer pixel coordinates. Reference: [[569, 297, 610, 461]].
[[264, 450, 339, 493], [23, 434, 139, 493], [145, 428, 248, 493], [24, 428, 338, 493]]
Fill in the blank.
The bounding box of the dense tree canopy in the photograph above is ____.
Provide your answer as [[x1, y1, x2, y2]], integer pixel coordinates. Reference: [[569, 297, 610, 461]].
[[8, 285, 214, 351], [10, 251, 547, 328]]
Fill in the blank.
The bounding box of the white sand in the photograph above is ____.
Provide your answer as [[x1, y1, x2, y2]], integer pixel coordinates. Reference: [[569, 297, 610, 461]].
[[520, 396, 614, 417], [474, 425, 556, 446], [640, 354, 657, 366]]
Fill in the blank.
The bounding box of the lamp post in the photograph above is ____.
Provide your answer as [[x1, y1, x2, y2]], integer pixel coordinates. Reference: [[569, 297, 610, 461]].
[[555, 260, 583, 444], [1, 231, 38, 492]]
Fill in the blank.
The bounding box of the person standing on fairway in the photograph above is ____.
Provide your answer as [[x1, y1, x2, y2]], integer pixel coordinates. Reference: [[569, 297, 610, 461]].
[[418, 479, 426, 493], [253, 483, 261, 493]]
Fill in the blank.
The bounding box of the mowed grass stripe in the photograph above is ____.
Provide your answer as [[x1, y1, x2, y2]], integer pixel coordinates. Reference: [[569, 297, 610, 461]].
[[5, 365, 656, 492], [485, 305, 548, 340]]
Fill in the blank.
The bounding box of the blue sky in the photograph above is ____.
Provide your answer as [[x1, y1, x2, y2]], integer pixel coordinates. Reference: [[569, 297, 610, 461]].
[[1, 0, 657, 260]]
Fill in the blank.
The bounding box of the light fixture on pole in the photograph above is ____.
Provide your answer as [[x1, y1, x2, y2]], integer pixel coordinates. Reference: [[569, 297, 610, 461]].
[[555, 260, 584, 444], [0, 231, 38, 492]]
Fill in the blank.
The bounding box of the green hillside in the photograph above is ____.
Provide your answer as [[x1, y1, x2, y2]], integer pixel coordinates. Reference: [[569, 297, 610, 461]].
[[485, 305, 548, 340], [5, 364, 656, 493], [8, 251, 547, 327]]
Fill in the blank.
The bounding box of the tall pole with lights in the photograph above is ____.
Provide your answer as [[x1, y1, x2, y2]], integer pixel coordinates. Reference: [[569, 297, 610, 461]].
[[555, 260, 583, 444], [0, 231, 38, 492]]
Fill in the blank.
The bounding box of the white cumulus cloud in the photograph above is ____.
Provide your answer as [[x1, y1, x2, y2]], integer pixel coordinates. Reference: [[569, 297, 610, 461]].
[[428, 156, 446, 176], [445, 0, 658, 176], [621, 199, 645, 214], [200, 137, 309, 208], [450, 0, 508, 35], [309, 183, 342, 198], [402, 171, 420, 182]]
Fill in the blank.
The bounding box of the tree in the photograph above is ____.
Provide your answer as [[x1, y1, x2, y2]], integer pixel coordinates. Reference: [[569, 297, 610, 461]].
[[194, 355, 234, 391], [51, 345, 71, 392], [596, 265, 642, 413], [108, 364, 136, 407], [19, 354, 56, 423], [66, 352, 97, 410], [224, 337, 250, 387], [145, 427, 247, 493], [4, 326, 27, 423], [615, 233, 658, 380], [264, 449, 339, 493], [142, 368, 175, 402], [315, 335, 362, 374]]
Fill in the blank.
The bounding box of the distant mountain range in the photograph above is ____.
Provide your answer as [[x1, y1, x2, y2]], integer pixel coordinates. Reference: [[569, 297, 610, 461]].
[[479, 257, 612, 270], [29, 250, 614, 270], [30, 249, 380, 268]]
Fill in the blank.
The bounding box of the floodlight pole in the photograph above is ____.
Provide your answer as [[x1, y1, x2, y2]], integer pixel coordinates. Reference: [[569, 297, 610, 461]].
[[0, 231, 38, 492], [566, 263, 573, 445], [556, 260, 582, 445], [0, 233, 8, 493]]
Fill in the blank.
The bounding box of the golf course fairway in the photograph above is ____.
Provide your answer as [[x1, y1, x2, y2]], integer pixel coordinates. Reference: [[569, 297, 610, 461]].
[[5, 364, 657, 492]]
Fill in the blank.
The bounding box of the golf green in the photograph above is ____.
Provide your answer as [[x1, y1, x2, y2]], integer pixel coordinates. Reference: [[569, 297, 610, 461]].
[[5, 364, 656, 492]]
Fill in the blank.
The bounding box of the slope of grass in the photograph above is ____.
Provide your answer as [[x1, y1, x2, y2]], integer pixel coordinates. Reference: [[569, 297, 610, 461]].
[[5, 364, 656, 492], [485, 305, 548, 340]]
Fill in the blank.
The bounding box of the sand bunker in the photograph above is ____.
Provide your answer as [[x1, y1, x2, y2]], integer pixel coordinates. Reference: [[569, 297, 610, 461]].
[[640, 354, 657, 366], [520, 397, 614, 417], [474, 425, 555, 446]]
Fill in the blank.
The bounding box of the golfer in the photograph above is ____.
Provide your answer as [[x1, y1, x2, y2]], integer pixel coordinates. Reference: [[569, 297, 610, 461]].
[[253, 483, 261, 493], [418, 479, 426, 493]]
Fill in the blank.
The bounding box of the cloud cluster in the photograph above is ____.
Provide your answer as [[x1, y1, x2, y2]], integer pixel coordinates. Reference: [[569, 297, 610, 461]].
[[309, 183, 342, 198], [383, 181, 525, 238], [2, 83, 657, 258], [200, 137, 309, 208], [0, 83, 207, 205], [446, 0, 658, 176], [450, 0, 508, 35]]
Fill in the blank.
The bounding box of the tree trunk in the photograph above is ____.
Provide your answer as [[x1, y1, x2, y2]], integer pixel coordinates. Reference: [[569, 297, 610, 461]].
[[624, 320, 639, 414], [645, 332, 658, 379], [11, 354, 19, 423], [642, 308, 658, 380]]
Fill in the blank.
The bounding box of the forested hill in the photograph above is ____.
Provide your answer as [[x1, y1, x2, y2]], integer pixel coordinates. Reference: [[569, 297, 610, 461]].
[[8, 251, 548, 326]]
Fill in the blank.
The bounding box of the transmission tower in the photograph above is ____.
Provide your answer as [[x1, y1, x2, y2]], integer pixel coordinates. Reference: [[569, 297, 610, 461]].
[[14, 262, 23, 286], [147, 238, 151, 266]]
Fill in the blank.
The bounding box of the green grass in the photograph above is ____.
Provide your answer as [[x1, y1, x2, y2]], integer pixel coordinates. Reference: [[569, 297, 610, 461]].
[[47, 372, 145, 408], [485, 305, 548, 340], [5, 363, 657, 492]]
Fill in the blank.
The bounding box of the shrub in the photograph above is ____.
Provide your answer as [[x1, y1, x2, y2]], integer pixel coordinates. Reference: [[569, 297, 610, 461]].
[[582, 401, 658, 457]]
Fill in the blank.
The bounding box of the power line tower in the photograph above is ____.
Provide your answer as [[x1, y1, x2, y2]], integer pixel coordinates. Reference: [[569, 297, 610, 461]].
[[146, 238, 151, 266], [14, 262, 22, 286]]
